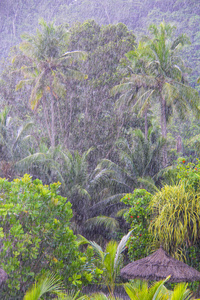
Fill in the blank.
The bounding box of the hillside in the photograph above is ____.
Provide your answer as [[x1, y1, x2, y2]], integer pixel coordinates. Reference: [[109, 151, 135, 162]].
[[1, 0, 200, 88]]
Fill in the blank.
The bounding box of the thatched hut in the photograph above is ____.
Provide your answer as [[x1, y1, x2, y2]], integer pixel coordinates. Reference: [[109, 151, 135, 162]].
[[121, 246, 200, 283]]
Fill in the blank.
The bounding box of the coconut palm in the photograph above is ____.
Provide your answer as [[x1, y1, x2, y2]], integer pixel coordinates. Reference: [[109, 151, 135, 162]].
[[111, 40, 157, 140], [114, 22, 200, 166], [15, 19, 87, 148], [144, 22, 200, 165]]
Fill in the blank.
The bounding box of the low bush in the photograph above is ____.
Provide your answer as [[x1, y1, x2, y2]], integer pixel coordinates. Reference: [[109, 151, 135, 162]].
[[0, 175, 91, 299]]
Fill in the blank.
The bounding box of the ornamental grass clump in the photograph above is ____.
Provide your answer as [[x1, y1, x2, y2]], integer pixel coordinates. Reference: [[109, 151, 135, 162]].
[[149, 182, 200, 256]]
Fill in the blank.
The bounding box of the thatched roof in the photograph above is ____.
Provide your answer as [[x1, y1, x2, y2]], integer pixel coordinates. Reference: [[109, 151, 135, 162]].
[[0, 268, 7, 285], [121, 246, 200, 283]]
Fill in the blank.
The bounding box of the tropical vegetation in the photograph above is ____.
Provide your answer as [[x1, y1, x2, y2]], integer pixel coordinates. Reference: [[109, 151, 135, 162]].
[[0, 2, 200, 298]]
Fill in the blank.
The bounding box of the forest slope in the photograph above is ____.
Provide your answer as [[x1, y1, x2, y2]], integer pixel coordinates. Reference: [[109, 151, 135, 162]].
[[0, 0, 199, 88]]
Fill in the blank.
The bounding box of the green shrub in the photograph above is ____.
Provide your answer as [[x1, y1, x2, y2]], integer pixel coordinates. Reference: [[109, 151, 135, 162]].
[[121, 189, 152, 261], [0, 175, 90, 299]]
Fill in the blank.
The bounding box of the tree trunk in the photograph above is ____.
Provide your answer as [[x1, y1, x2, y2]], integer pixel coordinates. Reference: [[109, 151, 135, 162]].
[[160, 95, 167, 166], [42, 97, 52, 146], [144, 108, 148, 140], [56, 97, 64, 144], [176, 135, 182, 153], [50, 88, 55, 148]]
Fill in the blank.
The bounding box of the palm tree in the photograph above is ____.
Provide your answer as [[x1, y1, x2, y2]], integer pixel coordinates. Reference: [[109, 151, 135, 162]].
[[15, 142, 60, 183], [15, 145, 125, 238], [111, 41, 154, 140], [23, 272, 64, 300], [55, 147, 128, 237], [144, 21, 200, 165], [84, 127, 165, 238], [79, 231, 132, 296], [23, 272, 85, 300], [56, 147, 95, 229], [124, 277, 194, 300], [0, 106, 35, 178], [15, 19, 86, 148], [116, 127, 166, 180], [93, 126, 165, 194], [114, 22, 200, 166]]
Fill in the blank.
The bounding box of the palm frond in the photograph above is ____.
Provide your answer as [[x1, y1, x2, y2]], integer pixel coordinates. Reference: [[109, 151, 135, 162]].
[[57, 290, 88, 300], [13, 122, 34, 149], [171, 34, 190, 50], [171, 282, 192, 300], [137, 90, 155, 117], [138, 177, 159, 193], [89, 169, 113, 189], [85, 216, 119, 232], [71, 184, 91, 199], [15, 79, 33, 91], [88, 194, 126, 217], [88, 240, 106, 262], [65, 68, 88, 81], [111, 82, 135, 97], [76, 234, 90, 247], [114, 230, 132, 272], [115, 208, 128, 218], [61, 50, 87, 61], [29, 70, 46, 110], [23, 272, 64, 300], [85, 292, 110, 300]]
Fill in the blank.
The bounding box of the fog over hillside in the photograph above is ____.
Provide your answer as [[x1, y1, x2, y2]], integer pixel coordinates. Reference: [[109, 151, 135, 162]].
[[0, 0, 199, 88]]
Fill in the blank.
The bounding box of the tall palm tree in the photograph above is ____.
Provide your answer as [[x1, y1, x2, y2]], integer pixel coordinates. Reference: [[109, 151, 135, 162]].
[[143, 21, 200, 165], [113, 22, 200, 166], [15, 19, 86, 148], [111, 41, 154, 140]]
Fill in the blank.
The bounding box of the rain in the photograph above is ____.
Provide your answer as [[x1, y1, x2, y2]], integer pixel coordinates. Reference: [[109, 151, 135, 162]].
[[0, 0, 200, 299]]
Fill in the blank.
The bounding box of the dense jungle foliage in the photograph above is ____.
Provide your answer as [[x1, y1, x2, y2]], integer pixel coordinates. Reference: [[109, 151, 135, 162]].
[[1, 0, 200, 299]]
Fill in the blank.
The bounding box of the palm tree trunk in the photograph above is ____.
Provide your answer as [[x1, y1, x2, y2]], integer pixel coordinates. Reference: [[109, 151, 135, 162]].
[[144, 108, 148, 140], [50, 89, 55, 148], [56, 98, 64, 143], [160, 95, 167, 166], [42, 97, 53, 146]]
